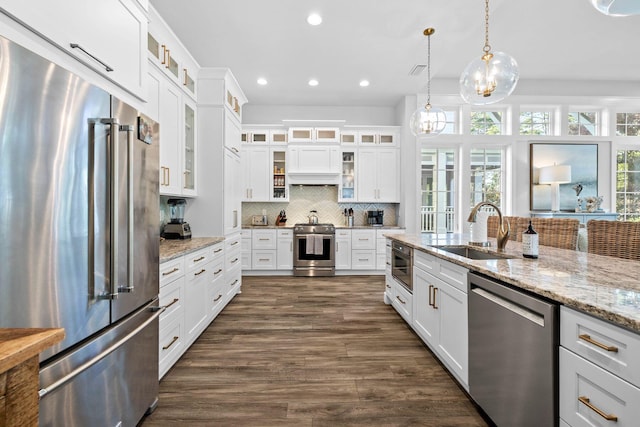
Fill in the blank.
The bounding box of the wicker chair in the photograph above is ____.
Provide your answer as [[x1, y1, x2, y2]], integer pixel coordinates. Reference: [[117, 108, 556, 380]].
[[487, 215, 521, 241], [518, 217, 580, 250], [587, 220, 640, 260]]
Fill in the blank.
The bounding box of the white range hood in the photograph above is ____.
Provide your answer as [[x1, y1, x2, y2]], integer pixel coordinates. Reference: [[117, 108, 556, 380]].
[[287, 145, 341, 185]]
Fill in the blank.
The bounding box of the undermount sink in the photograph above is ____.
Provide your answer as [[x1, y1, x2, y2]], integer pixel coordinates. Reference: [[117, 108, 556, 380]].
[[433, 245, 516, 260]]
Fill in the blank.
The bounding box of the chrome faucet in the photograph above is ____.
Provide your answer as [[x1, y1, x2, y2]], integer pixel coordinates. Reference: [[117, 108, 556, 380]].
[[468, 202, 510, 251]]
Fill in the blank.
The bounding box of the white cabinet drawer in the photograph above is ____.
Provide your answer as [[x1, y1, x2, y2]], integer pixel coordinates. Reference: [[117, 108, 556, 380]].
[[160, 256, 185, 288], [252, 250, 277, 269], [336, 229, 352, 239], [414, 250, 437, 275], [225, 233, 242, 253], [159, 317, 184, 379], [393, 280, 413, 324], [351, 230, 376, 249], [226, 249, 242, 271], [184, 247, 211, 273], [159, 276, 184, 325], [561, 306, 640, 387], [252, 229, 277, 249], [560, 347, 640, 427], [209, 242, 224, 260], [277, 229, 293, 238], [352, 249, 376, 269], [208, 258, 225, 285], [414, 250, 467, 293], [208, 280, 226, 319]]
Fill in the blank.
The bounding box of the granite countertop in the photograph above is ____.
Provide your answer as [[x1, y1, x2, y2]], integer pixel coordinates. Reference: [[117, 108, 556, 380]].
[[386, 233, 640, 333], [0, 328, 65, 373], [160, 237, 225, 263], [242, 224, 403, 230]]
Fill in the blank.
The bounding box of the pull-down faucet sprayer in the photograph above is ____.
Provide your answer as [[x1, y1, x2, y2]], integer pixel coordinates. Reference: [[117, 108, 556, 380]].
[[468, 202, 510, 251]]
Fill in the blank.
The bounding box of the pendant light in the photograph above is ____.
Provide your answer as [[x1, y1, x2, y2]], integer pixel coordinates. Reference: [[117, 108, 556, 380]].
[[459, 0, 519, 105], [410, 28, 446, 137]]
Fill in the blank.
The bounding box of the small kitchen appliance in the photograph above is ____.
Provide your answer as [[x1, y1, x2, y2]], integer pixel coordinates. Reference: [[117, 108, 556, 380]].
[[308, 210, 319, 224], [252, 215, 268, 226], [367, 210, 384, 226], [164, 198, 192, 239]]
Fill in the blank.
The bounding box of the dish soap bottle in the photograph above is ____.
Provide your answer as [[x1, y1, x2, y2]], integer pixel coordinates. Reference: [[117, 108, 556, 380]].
[[522, 220, 539, 259]]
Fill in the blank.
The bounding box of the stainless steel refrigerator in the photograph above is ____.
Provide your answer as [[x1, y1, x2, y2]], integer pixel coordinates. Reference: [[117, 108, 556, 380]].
[[0, 34, 161, 426]]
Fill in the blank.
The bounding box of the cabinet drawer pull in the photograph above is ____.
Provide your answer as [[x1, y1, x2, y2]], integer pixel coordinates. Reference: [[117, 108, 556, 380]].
[[162, 336, 179, 350], [164, 298, 179, 309], [578, 334, 619, 352], [428, 285, 433, 307], [432, 287, 438, 310], [259, 258, 270, 262], [578, 396, 618, 421], [358, 258, 368, 262], [162, 267, 179, 276], [386, 284, 391, 289], [214, 269, 223, 275], [258, 238, 269, 241], [69, 43, 114, 72], [194, 269, 206, 276], [214, 248, 223, 253], [213, 294, 222, 302], [230, 279, 239, 286], [230, 241, 239, 245], [193, 256, 205, 262], [231, 258, 239, 263], [396, 295, 406, 305]]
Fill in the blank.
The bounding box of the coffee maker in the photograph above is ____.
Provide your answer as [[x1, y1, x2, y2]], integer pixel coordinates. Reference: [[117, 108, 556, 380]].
[[163, 198, 192, 239], [367, 210, 384, 226]]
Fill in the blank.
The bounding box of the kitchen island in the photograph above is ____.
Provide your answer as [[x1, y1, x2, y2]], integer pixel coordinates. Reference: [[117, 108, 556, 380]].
[[387, 233, 640, 332]]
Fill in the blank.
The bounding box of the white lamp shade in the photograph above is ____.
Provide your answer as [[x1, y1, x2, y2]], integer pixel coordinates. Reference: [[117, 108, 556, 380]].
[[539, 165, 571, 184]]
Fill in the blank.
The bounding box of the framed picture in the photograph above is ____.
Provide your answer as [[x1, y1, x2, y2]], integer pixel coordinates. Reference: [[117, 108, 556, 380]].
[[137, 115, 154, 144], [530, 143, 598, 211]]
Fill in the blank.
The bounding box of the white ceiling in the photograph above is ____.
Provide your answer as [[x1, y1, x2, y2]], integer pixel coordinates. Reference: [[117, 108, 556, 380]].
[[149, 0, 640, 107]]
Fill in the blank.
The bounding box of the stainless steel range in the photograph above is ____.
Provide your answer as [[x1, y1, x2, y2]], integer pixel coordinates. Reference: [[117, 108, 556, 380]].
[[293, 223, 336, 276]]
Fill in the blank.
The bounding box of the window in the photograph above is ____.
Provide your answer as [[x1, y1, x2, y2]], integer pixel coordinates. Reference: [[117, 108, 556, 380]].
[[616, 113, 640, 136], [470, 148, 505, 209], [520, 111, 552, 135], [421, 148, 456, 233], [568, 111, 597, 136], [616, 150, 640, 221], [470, 111, 503, 135], [441, 109, 458, 134]]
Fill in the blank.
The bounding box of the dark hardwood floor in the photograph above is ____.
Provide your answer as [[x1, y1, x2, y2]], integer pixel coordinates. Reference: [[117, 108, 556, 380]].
[[140, 275, 489, 426]]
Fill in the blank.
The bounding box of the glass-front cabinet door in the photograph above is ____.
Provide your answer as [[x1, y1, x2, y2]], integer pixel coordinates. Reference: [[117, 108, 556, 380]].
[[182, 100, 196, 196], [339, 150, 356, 202], [272, 149, 288, 201]]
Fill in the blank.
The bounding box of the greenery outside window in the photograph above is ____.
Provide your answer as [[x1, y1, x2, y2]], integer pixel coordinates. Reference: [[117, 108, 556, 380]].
[[470, 148, 504, 209], [616, 149, 640, 221], [616, 113, 640, 136], [470, 111, 503, 135], [520, 111, 552, 135], [421, 148, 456, 233], [568, 111, 597, 136]]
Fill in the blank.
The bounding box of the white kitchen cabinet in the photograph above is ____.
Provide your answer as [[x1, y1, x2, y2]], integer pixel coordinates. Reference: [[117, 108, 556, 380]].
[[1, 0, 147, 99], [251, 229, 277, 270], [271, 149, 288, 201], [351, 229, 376, 249], [357, 148, 399, 203], [412, 250, 469, 389], [241, 146, 270, 201], [392, 278, 413, 324], [339, 150, 357, 202], [288, 145, 341, 174], [182, 98, 197, 196], [340, 131, 358, 145], [288, 127, 340, 143], [224, 148, 242, 235], [241, 229, 252, 270], [335, 229, 352, 270], [159, 260, 185, 379], [241, 129, 269, 144], [358, 129, 399, 146], [351, 250, 377, 270], [276, 229, 293, 270], [376, 229, 404, 270], [559, 306, 640, 427], [183, 247, 212, 346]]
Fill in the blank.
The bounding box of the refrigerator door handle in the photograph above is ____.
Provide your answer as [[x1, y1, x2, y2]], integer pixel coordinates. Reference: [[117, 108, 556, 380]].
[[38, 305, 166, 399], [118, 124, 135, 293]]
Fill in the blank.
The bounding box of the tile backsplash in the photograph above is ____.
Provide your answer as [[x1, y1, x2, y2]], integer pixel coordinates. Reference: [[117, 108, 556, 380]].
[[242, 185, 398, 227]]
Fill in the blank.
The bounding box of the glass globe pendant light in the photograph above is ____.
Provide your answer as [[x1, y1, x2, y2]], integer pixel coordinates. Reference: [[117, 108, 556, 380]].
[[459, 0, 519, 105], [410, 28, 446, 137]]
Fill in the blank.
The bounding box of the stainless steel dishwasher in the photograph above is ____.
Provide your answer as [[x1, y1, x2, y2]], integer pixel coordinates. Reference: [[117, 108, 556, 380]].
[[468, 272, 558, 427]]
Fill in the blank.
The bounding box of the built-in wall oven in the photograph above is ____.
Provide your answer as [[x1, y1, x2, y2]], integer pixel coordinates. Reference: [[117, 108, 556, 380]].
[[293, 223, 335, 276], [391, 241, 413, 292]]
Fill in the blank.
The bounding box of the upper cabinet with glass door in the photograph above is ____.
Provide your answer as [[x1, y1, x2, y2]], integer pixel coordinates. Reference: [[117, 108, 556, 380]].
[[339, 150, 356, 202], [148, 5, 198, 100], [182, 99, 197, 196], [358, 127, 400, 146], [288, 127, 340, 143]]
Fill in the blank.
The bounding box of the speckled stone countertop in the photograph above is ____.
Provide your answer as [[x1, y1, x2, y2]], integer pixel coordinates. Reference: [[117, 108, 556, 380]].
[[242, 225, 402, 229], [160, 237, 224, 263], [386, 233, 640, 333]]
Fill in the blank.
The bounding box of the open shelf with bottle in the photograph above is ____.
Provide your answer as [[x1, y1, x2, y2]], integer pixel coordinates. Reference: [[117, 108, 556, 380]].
[[272, 149, 288, 201], [340, 150, 356, 202]]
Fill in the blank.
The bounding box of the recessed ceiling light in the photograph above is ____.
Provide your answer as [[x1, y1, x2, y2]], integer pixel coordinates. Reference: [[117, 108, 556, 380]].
[[257, 77, 268, 85], [308, 79, 319, 87], [359, 80, 370, 87], [307, 13, 322, 26]]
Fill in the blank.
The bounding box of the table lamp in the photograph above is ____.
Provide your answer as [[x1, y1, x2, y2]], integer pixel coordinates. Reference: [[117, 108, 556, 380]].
[[539, 164, 571, 212]]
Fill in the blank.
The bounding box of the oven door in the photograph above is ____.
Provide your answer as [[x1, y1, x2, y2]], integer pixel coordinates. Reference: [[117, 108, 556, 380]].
[[294, 234, 335, 268], [391, 248, 413, 292]]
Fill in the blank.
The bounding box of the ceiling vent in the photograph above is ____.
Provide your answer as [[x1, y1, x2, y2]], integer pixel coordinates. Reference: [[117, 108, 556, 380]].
[[409, 64, 427, 76]]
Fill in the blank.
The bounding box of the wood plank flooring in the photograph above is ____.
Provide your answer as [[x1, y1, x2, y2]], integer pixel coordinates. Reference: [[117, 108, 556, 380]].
[[140, 275, 490, 426]]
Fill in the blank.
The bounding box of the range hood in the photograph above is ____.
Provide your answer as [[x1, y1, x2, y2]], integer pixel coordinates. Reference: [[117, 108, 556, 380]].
[[287, 171, 340, 185], [287, 145, 341, 185]]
